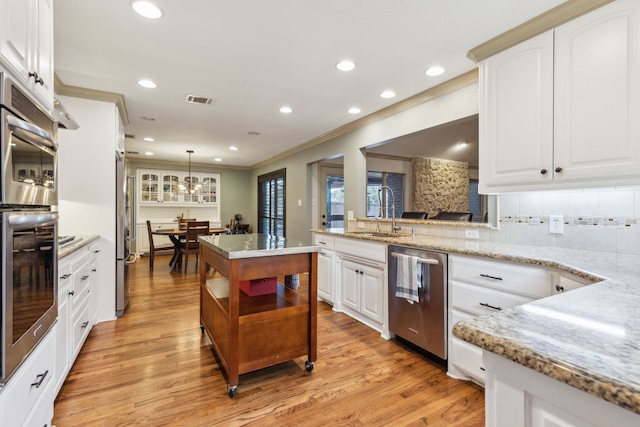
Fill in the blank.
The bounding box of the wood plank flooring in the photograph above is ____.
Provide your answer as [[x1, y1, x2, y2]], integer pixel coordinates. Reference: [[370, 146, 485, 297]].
[[53, 253, 484, 426]]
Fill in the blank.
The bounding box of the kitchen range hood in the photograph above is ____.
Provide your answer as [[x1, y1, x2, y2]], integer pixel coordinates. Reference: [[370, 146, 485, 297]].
[[52, 97, 79, 130]]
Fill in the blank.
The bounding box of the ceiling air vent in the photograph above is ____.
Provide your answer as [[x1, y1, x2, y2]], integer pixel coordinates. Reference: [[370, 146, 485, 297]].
[[185, 95, 216, 105], [126, 151, 139, 155], [125, 134, 136, 139]]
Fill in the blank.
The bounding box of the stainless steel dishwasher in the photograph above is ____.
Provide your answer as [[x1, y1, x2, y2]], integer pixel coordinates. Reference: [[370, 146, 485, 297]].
[[388, 245, 447, 360]]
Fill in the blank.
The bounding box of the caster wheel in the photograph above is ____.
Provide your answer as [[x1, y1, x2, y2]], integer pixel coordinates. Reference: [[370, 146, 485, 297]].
[[227, 385, 237, 398], [305, 361, 314, 372]]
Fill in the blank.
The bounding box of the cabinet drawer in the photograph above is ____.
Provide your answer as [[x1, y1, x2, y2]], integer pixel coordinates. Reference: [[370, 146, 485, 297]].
[[335, 238, 386, 263], [450, 337, 485, 383], [0, 329, 55, 427], [314, 234, 334, 251], [71, 304, 92, 358], [450, 255, 551, 298], [89, 243, 101, 262], [451, 281, 532, 316]]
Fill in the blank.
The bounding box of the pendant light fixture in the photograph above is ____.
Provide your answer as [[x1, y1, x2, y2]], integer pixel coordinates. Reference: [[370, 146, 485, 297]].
[[179, 150, 201, 194]]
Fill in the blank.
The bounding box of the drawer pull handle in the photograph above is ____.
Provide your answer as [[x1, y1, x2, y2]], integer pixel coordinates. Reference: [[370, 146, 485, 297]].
[[318, 240, 327, 245], [81, 275, 90, 281], [480, 302, 502, 311], [60, 273, 71, 280], [480, 367, 486, 371], [480, 274, 503, 281], [81, 321, 90, 329], [31, 370, 49, 388]]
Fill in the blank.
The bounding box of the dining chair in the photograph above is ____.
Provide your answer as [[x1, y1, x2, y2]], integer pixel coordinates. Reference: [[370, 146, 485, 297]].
[[401, 211, 428, 219], [180, 220, 210, 273], [433, 211, 473, 221], [146, 220, 174, 271]]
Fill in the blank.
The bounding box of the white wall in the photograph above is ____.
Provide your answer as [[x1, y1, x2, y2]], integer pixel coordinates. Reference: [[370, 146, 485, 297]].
[[57, 96, 118, 322]]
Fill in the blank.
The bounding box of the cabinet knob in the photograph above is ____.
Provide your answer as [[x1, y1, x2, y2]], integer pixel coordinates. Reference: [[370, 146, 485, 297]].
[[555, 167, 563, 173], [555, 284, 565, 292], [69, 290, 75, 296], [540, 169, 548, 175]]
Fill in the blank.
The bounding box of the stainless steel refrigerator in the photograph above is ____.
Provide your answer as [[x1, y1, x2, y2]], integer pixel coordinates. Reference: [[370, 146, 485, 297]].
[[116, 151, 136, 316]]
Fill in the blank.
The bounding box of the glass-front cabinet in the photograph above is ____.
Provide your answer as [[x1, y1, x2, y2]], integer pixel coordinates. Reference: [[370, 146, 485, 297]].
[[138, 168, 220, 206]]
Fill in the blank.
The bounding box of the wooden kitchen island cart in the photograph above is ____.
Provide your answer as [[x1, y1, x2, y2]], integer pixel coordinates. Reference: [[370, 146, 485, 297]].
[[198, 234, 319, 397]]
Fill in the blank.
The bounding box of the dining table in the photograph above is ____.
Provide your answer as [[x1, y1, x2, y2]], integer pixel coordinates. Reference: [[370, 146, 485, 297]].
[[152, 227, 229, 272]]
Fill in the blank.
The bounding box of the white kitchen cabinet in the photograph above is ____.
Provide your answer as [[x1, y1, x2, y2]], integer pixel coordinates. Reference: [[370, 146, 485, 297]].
[[484, 350, 640, 426], [54, 244, 97, 397], [479, 0, 640, 193], [447, 254, 551, 384], [138, 168, 220, 206], [0, 0, 54, 109], [334, 238, 387, 334], [0, 327, 55, 427], [313, 233, 335, 304]]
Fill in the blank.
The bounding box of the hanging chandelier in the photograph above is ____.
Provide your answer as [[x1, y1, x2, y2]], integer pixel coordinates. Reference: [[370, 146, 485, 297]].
[[179, 149, 201, 194]]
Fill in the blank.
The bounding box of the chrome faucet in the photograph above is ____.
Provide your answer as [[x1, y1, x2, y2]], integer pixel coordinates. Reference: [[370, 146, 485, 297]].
[[379, 186, 401, 233]]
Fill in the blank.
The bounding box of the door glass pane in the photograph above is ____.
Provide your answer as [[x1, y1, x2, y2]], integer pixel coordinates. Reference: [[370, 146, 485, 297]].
[[326, 174, 344, 229]]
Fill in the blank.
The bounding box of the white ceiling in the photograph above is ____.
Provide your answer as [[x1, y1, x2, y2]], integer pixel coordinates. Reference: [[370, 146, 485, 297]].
[[53, 0, 565, 167]]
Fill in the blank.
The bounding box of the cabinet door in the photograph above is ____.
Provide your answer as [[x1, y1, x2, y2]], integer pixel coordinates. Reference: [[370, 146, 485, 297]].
[[479, 31, 554, 193], [341, 260, 361, 312], [161, 173, 180, 203], [360, 264, 383, 323], [317, 249, 333, 303], [33, 0, 53, 105], [200, 173, 219, 204], [554, 0, 640, 184], [139, 171, 160, 203], [0, 0, 31, 85]]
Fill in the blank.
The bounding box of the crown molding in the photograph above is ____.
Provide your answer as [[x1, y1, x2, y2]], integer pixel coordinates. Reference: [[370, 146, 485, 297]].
[[252, 68, 479, 169], [54, 73, 129, 125], [467, 0, 614, 63]]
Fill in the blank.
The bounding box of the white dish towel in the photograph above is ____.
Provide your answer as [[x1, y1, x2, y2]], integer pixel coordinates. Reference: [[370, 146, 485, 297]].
[[395, 254, 422, 303]]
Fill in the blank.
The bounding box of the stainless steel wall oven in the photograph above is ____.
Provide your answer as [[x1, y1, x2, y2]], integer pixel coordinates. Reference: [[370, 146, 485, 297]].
[[1, 210, 58, 383], [1, 72, 58, 207], [0, 71, 58, 384]]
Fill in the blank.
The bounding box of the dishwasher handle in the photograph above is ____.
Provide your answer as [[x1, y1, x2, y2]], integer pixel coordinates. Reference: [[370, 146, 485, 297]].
[[390, 252, 439, 265]]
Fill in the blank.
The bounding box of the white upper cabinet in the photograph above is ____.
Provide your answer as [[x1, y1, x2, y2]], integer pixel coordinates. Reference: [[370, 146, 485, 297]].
[[479, 0, 640, 193], [0, 0, 54, 110], [138, 168, 220, 206]]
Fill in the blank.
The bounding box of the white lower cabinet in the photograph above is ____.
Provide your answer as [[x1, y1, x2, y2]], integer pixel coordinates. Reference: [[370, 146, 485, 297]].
[[54, 242, 98, 397], [447, 254, 551, 384], [484, 351, 640, 426], [314, 234, 335, 304], [0, 327, 55, 427], [334, 237, 387, 335]]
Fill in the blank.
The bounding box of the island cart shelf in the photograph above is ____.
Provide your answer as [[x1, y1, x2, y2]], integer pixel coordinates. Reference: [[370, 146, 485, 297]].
[[198, 235, 318, 397]]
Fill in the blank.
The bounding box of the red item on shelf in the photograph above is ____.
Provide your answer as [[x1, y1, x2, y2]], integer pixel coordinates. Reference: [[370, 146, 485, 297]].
[[239, 277, 277, 296]]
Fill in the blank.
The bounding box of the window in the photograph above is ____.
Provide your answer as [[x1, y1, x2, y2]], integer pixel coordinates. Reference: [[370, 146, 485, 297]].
[[366, 171, 403, 218], [258, 169, 286, 237]]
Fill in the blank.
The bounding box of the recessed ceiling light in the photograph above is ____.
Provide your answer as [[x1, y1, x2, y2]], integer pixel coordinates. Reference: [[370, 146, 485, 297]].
[[144, 151, 154, 156], [336, 60, 355, 71], [140, 116, 155, 121], [214, 158, 222, 162], [132, 1, 163, 19], [137, 79, 157, 89], [348, 107, 361, 114], [380, 90, 396, 99], [143, 137, 154, 142], [229, 146, 238, 151], [279, 106, 293, 114], [425, 66, 445, 77]]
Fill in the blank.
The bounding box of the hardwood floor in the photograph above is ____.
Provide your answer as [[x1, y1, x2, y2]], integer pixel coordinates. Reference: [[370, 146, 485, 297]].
[[53, 253, 484, 426]]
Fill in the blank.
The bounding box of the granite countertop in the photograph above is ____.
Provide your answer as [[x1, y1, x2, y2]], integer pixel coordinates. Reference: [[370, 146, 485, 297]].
[[199, 233, 319, 259], [58, 234, 100, 259], [314, 228, 640, 415]]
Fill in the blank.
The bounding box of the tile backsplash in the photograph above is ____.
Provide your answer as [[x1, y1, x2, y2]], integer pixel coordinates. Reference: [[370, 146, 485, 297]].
[[494, 187, 640, 255]]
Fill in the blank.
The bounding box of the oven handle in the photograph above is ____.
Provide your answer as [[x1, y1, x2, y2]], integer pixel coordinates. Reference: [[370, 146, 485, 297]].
[[8, 212, 59, 226], [7, 115, 56, 151]]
